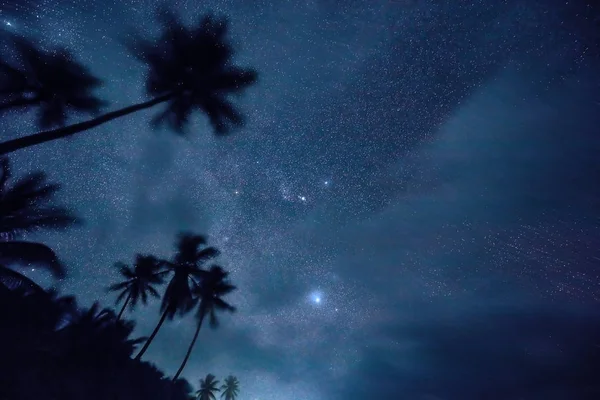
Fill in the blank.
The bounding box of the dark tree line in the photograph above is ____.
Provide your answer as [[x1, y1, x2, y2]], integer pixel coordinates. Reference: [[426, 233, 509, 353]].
[[0, 5, 254, 400]]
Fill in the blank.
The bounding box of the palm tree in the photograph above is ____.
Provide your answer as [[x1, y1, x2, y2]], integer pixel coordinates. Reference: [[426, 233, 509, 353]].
[[172, 265, 236, 381], [195, 374, 220, 400], [0, 157, 77, 280], [220, 376, 239, 400], [135, 233, 220, 360], [0, 8, 257, 156], [107, 254, 167, 320], [0, 35, 105, 126]]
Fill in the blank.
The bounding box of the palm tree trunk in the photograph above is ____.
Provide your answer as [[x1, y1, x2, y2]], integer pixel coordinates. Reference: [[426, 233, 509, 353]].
[[0, 92, 175, 156], [116, 292, 132, 320], [135, 307, 170, 360], [172, 314, 205, 381]]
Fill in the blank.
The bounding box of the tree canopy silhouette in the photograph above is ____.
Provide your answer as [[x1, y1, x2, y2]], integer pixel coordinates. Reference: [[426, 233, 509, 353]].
[[0, 8, 258, 156], [0, 284, 193, 400], [195, 374, 220, 400], [0, 157, 77, 280], [107, 254, 167, 320], [173, 265, 236, 381], [220, 375, 240, 400], [135, 232, 220, 360], [0, 35, 105, 127]]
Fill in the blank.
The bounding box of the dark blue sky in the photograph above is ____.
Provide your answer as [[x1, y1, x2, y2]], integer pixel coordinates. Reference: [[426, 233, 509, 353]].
[[1, 0, 599, 399]]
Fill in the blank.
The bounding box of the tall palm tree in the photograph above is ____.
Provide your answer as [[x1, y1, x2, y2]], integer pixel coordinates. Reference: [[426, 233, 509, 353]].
[[195, 374, 220, 400], [220, 376, 239, 400], [172, 265, 236, 381], [135, 233, 220, 360], [0, 157, 77, 281], [106, 254, 167, 320], [0, 35, 105, 126], [0, 9, 258, 156]]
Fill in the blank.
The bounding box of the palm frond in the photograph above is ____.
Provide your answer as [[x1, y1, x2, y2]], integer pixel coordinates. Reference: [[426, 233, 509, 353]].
[[0, 241, 65, 277]]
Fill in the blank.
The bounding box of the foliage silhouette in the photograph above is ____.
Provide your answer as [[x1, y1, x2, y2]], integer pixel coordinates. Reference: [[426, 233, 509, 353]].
[[195, 374, 220, 400], [0, 284, 193, 400], [135, 232, 220, 360], [0, 35, 105, 127], [173, 265, 236, 381], [0, 157, 77, 280], [220, 375, 240, 400], [0, 8, 257, 156], [107, 254, 167, 320]]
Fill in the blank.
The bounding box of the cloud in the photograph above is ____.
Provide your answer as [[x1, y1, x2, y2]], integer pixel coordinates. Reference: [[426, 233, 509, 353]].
[[332, 302, 600, 400]]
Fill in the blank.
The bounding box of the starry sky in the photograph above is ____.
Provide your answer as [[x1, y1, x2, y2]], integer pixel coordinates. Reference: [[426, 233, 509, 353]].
[[1, 0, 600, 399]]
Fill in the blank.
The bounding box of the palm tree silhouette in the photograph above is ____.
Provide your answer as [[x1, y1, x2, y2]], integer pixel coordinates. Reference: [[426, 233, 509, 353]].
[[0, 35, 105, 126], [172, 265, 236, 381], [220, 376, 239, 400], [195, 374, 220, 400], [0, 157, 77, 279], [107, 254, 167, 320], [0, 9, 257, 156], [135, 233, 220, 360]]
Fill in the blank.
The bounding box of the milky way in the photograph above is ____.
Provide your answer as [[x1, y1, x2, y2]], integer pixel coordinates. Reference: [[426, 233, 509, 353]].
[[1, 0, 599, 399]]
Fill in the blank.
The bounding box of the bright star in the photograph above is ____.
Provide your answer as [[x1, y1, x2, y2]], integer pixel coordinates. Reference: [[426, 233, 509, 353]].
[[299, 195, 306, 202], [309, 291, 323, 305], [5, 21, 12, 27]]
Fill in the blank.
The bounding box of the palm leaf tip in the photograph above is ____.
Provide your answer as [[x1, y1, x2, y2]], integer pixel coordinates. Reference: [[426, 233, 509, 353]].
[[0, 241, 66, 278]]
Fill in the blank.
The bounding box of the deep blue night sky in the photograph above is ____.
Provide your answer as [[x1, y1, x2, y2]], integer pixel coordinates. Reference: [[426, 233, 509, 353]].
[[1, 0, 599, 399]]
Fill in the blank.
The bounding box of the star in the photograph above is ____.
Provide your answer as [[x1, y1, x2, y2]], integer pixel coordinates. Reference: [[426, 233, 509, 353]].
[[309, 291, 323, 305]]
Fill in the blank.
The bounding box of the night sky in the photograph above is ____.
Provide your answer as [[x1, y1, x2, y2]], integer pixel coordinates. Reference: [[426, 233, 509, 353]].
[[1, 0, 600, 399]]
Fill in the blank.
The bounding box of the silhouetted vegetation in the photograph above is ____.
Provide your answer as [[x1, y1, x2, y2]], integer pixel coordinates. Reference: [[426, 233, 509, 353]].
[[173, 265, 236, 381], [195, 374, 221, 400], [107, 254, 167, 320], [0, 286, 193, 400], [0, 7, 257, 155], [221, 375, 240, 400], [0, 6, 247, 399], [135, 233, 221, 360], [0, 157, 77, 280], [0, 35, 105, 126]]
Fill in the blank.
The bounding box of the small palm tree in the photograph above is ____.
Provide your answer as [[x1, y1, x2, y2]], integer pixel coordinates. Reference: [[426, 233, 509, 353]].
[[135, 233, 220, 360], [0, 35, 105, 126], [195, 374, 220, 400], [0, 157, 77, 280], [220, 376, 239, 400], [172, 265, 236, 381], [0, 8, 257, 156], [107, 254, 166, 320]]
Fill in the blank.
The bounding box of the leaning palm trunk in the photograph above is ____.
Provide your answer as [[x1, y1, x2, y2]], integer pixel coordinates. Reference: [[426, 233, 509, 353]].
[[172, 314, 205, 381], [0, 92, 175, 155], [116, 292, 132, 320], [134, 307, 170, 360]]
